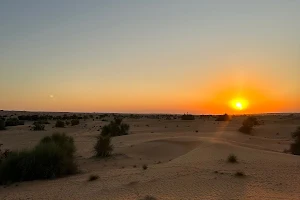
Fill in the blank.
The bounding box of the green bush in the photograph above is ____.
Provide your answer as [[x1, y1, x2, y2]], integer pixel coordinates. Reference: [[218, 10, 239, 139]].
[[290, 127, 300, 155], [101, 118, 130, 137], [0, 133, 77, 184], [0, 119, 5, 130], [55, 120, 65, 128], [94, 135, 113, 157], [71, 119, 80, 126]]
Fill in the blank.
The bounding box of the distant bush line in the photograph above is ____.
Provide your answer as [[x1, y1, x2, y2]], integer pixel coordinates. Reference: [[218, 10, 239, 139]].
[[215, 114, 231, 121], [181, 114, 195, 120]]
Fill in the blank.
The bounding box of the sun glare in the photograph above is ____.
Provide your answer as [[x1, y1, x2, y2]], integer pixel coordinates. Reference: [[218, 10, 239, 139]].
[[230, 98, 249, 111]]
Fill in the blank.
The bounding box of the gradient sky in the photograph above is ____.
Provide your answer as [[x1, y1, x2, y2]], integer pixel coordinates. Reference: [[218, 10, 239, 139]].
[[1, 0, 299, 114]]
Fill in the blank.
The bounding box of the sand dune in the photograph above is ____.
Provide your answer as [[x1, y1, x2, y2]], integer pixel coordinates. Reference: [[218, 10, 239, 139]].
[[0, 113, 300, 199]]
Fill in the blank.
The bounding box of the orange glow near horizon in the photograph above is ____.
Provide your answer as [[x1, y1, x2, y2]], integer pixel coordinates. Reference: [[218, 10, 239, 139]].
[[230, 98, 249, 111]]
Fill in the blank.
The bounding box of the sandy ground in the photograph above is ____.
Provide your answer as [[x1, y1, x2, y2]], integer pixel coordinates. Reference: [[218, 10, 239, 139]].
[[0, 112, 300, 200]]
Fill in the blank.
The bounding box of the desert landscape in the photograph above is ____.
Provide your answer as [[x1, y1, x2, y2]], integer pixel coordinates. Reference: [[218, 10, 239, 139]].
[[1, 1, 300, 199], [0, 111, 300, 200]]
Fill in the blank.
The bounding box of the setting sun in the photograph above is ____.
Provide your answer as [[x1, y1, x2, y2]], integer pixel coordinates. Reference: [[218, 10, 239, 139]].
[[236, 102, 243, 110], [230, 98, 249, 111]]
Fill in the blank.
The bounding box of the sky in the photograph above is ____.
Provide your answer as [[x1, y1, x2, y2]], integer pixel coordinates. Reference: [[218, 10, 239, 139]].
[[0, 0, 299, 114]]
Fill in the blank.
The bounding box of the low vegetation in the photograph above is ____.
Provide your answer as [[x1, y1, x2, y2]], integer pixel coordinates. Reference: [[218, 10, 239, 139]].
[[32, 121, 45, 131], [215, 114, 231, 121], [0, 144, 10, 163], [227, 154, 238, 163], [88, 174, 99, 181], [239, 116, 259, 134], [5, 118, 25, 127], [101, 118, 130, 137], [139, 196, 157, 200], [0, 133, 77, 184], [0, 119, 5, 130], [142, 164, 148, 170], [55, 120, 65, 128], [290, 126, 300, 155], [181, 114, 195, 120], [234, 171, 245, 177], [94, 135, 113, 157], [71, 119, 80, 126]]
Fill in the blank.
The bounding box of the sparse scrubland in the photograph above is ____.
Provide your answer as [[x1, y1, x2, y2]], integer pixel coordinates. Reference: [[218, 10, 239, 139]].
[[0, 112, 299, 199]]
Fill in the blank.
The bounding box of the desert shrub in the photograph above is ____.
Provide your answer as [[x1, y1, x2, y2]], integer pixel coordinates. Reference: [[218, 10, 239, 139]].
[[55, 120, 65, 128], [181, 114, 195, 120], [88, 174, 99, 181], [235, 171, 245, 177], [65, 121, 70, 126], [40, 133, 76, 156], [238, 125, 253, 134], [227, 154, 238, 163], [139, 195, 157, 200], [0, 144, 10, 163], [239, 116, 258, 134], [32, 122, 45, 131], [0, 119, 5, 130], [35, 120, 50, 124], [0, 133, 77, 184], [291, 126, 300, 139], [5, 118, 24, 127], [71, 119, 80, 126], [142, 164, 148, 170], [101, 118, 129, 137], [94, 135, 113, 157], [215, 114, 231, 121], [290, 126, 300, 155]]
